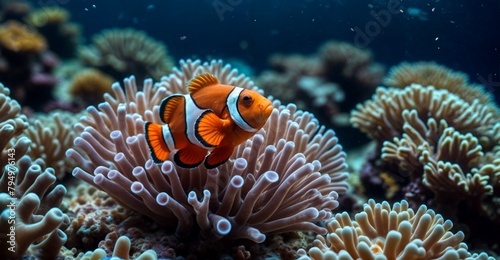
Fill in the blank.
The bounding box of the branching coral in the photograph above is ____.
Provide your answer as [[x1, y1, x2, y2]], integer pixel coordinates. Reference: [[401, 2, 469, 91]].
[[66, 59, 349, 243], [78, 28, 174, 82], [296, 199, 494, 260]]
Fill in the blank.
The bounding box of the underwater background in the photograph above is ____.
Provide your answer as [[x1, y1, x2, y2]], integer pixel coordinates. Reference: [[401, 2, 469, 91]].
[[1, 0, 500, 259]]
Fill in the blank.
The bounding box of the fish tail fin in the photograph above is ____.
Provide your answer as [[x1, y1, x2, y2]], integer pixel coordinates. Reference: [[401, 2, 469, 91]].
[[144, 122, 170, 163]]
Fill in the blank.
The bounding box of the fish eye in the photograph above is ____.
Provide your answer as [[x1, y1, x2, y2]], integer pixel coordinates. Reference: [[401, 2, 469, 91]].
[[241, 95, 253, 106]]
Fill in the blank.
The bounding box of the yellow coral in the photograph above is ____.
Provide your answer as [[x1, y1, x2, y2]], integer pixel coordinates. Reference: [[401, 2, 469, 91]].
[[69, 69, 114, 106], [27, 6, 69, 27], [0, 21, 47, 53]]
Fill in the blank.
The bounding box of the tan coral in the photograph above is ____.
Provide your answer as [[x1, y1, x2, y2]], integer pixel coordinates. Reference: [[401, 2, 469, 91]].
[[78, 28, 173, 81], [0, 156, 69, 259], [20, 111, 80, 180], [64, 183, 133, 250], [0, 83, 29, 162], [384, 62, 499, 119], [0, 21, 47, 53], [77, 236, 157, 260], [319, 40, 385, 87], [296, 199, 494, 260], [351, 84, 498, 150], [69, 69, 114, 106]]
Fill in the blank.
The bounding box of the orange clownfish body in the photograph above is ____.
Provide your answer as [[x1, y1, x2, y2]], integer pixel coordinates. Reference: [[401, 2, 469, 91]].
[[144, 73, 273, 169]]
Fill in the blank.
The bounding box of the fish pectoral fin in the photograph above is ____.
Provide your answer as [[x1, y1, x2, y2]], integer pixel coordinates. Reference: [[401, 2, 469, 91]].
[[195, 111, 228, 147], [204, 146, 233, 169], [173, 145, 207, 168], [188, 73, 219, 94], [159, 94, 184, 123], [144, 122, 170, 163]]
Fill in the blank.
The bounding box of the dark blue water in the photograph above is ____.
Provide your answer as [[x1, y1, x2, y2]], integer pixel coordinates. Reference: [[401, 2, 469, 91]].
[[33, 0, 500, 101]]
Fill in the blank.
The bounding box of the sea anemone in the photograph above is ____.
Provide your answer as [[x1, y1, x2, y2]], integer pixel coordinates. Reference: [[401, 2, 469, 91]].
[[66, 59, 348, 244]]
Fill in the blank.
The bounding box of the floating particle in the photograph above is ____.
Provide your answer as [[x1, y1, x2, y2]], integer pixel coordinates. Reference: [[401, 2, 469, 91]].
[[435, 37, 439, 40], [84, 8, 88, 11], [93, 4, 96, 8], [180, 36, 187, 40], [147, 4, 154, 10], [432, 7, 435, 11], [312, 18, 315, 22], [239, 40, 249, 50]]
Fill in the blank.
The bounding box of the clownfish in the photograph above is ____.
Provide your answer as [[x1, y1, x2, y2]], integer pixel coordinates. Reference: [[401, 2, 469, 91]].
[[144, 73, 273, 169]]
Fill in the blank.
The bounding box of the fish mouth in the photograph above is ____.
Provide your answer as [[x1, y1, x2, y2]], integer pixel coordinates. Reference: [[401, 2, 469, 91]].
[[261, 102, 274, 119]]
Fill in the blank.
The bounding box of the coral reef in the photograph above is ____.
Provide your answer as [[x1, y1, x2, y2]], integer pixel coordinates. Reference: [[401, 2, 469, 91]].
[[63, 183, 134, 252], [63, 235, 157, 260], [384, 61, 499, 119], [0, 82, 28, 162], [19, 110, 80, 180], [66, 59, 349, 245], [0, 83, 69, 259], [78, 28, 174, 83], [0, 0, 31, 22], [27, 6, 81, 58], [0, 21, 58, 111], [351, 84, 499, 150], [351, 83, 500, 253], [68, 69, 114, 107], [0, 20, 46, 53], [0, 156, 70, 259], [256, 41, 385, 131], [296, 199, 494, 260]]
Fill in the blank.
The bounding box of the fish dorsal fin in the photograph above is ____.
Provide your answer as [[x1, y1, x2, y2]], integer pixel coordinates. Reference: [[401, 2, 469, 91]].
[[159, 94, 184, 123], [188, 73, 219, 94]]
